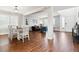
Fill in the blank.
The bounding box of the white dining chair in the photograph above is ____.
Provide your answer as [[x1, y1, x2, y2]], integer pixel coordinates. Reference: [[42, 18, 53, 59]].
[[8, 25, 17, 40], [23, 26, 30, 40], [17, 27, 24, 42], [17, 26, 30, 42]]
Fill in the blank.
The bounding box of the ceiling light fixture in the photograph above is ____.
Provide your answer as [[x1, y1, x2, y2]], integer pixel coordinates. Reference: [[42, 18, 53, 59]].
[[14, 6, 18, 12]]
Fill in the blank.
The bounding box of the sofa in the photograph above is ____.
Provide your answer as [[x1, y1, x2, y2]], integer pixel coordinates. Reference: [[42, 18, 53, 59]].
[[40, 26, 47, 33], [72, 23, 79, 42]]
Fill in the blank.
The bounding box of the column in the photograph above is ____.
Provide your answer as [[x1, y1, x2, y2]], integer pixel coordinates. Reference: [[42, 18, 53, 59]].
[[46, 7, 54, 40]]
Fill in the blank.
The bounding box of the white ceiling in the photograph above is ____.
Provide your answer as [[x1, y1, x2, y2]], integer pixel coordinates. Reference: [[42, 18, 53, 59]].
[[0, 6, 45, 15], [54, 6, 76, 12], [0, 6, 77, 15]]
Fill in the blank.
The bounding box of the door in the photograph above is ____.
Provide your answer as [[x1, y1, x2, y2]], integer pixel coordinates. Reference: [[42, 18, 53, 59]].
[[65, 16, 76, 32], [54, 15, 60, 31]]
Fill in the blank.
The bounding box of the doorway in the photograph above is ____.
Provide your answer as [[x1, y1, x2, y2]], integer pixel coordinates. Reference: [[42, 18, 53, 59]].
[[54, 15, 61, 31]]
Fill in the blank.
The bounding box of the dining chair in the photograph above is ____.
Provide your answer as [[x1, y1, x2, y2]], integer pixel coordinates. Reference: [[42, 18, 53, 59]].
[[17, 26, 25, 42], [17, 26, 30, 42], [8, 25, 17, 40], [23, 26, 30, 40]]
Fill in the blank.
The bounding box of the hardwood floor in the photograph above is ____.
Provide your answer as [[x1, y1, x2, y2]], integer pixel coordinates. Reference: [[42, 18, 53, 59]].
[[0, 31, 79, 52]]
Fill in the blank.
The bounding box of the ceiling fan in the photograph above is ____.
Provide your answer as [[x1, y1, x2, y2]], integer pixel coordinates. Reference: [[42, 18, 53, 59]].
[[14, 6, 19, 12]]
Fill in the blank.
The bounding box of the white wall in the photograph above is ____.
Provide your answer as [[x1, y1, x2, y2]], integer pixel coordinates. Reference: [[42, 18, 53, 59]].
[[26, 9, 48, 27], [0, 11, 23, 35], [18, 14, 25, 26], [58, 7, 78, 32]]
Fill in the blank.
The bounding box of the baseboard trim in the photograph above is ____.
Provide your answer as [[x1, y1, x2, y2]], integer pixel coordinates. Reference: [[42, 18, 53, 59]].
[[0, 33, 8, 35], [54, 31, 72, 33]]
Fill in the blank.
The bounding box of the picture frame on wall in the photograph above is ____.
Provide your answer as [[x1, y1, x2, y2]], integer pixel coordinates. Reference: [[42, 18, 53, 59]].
[[26, 19, 28, 25]]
